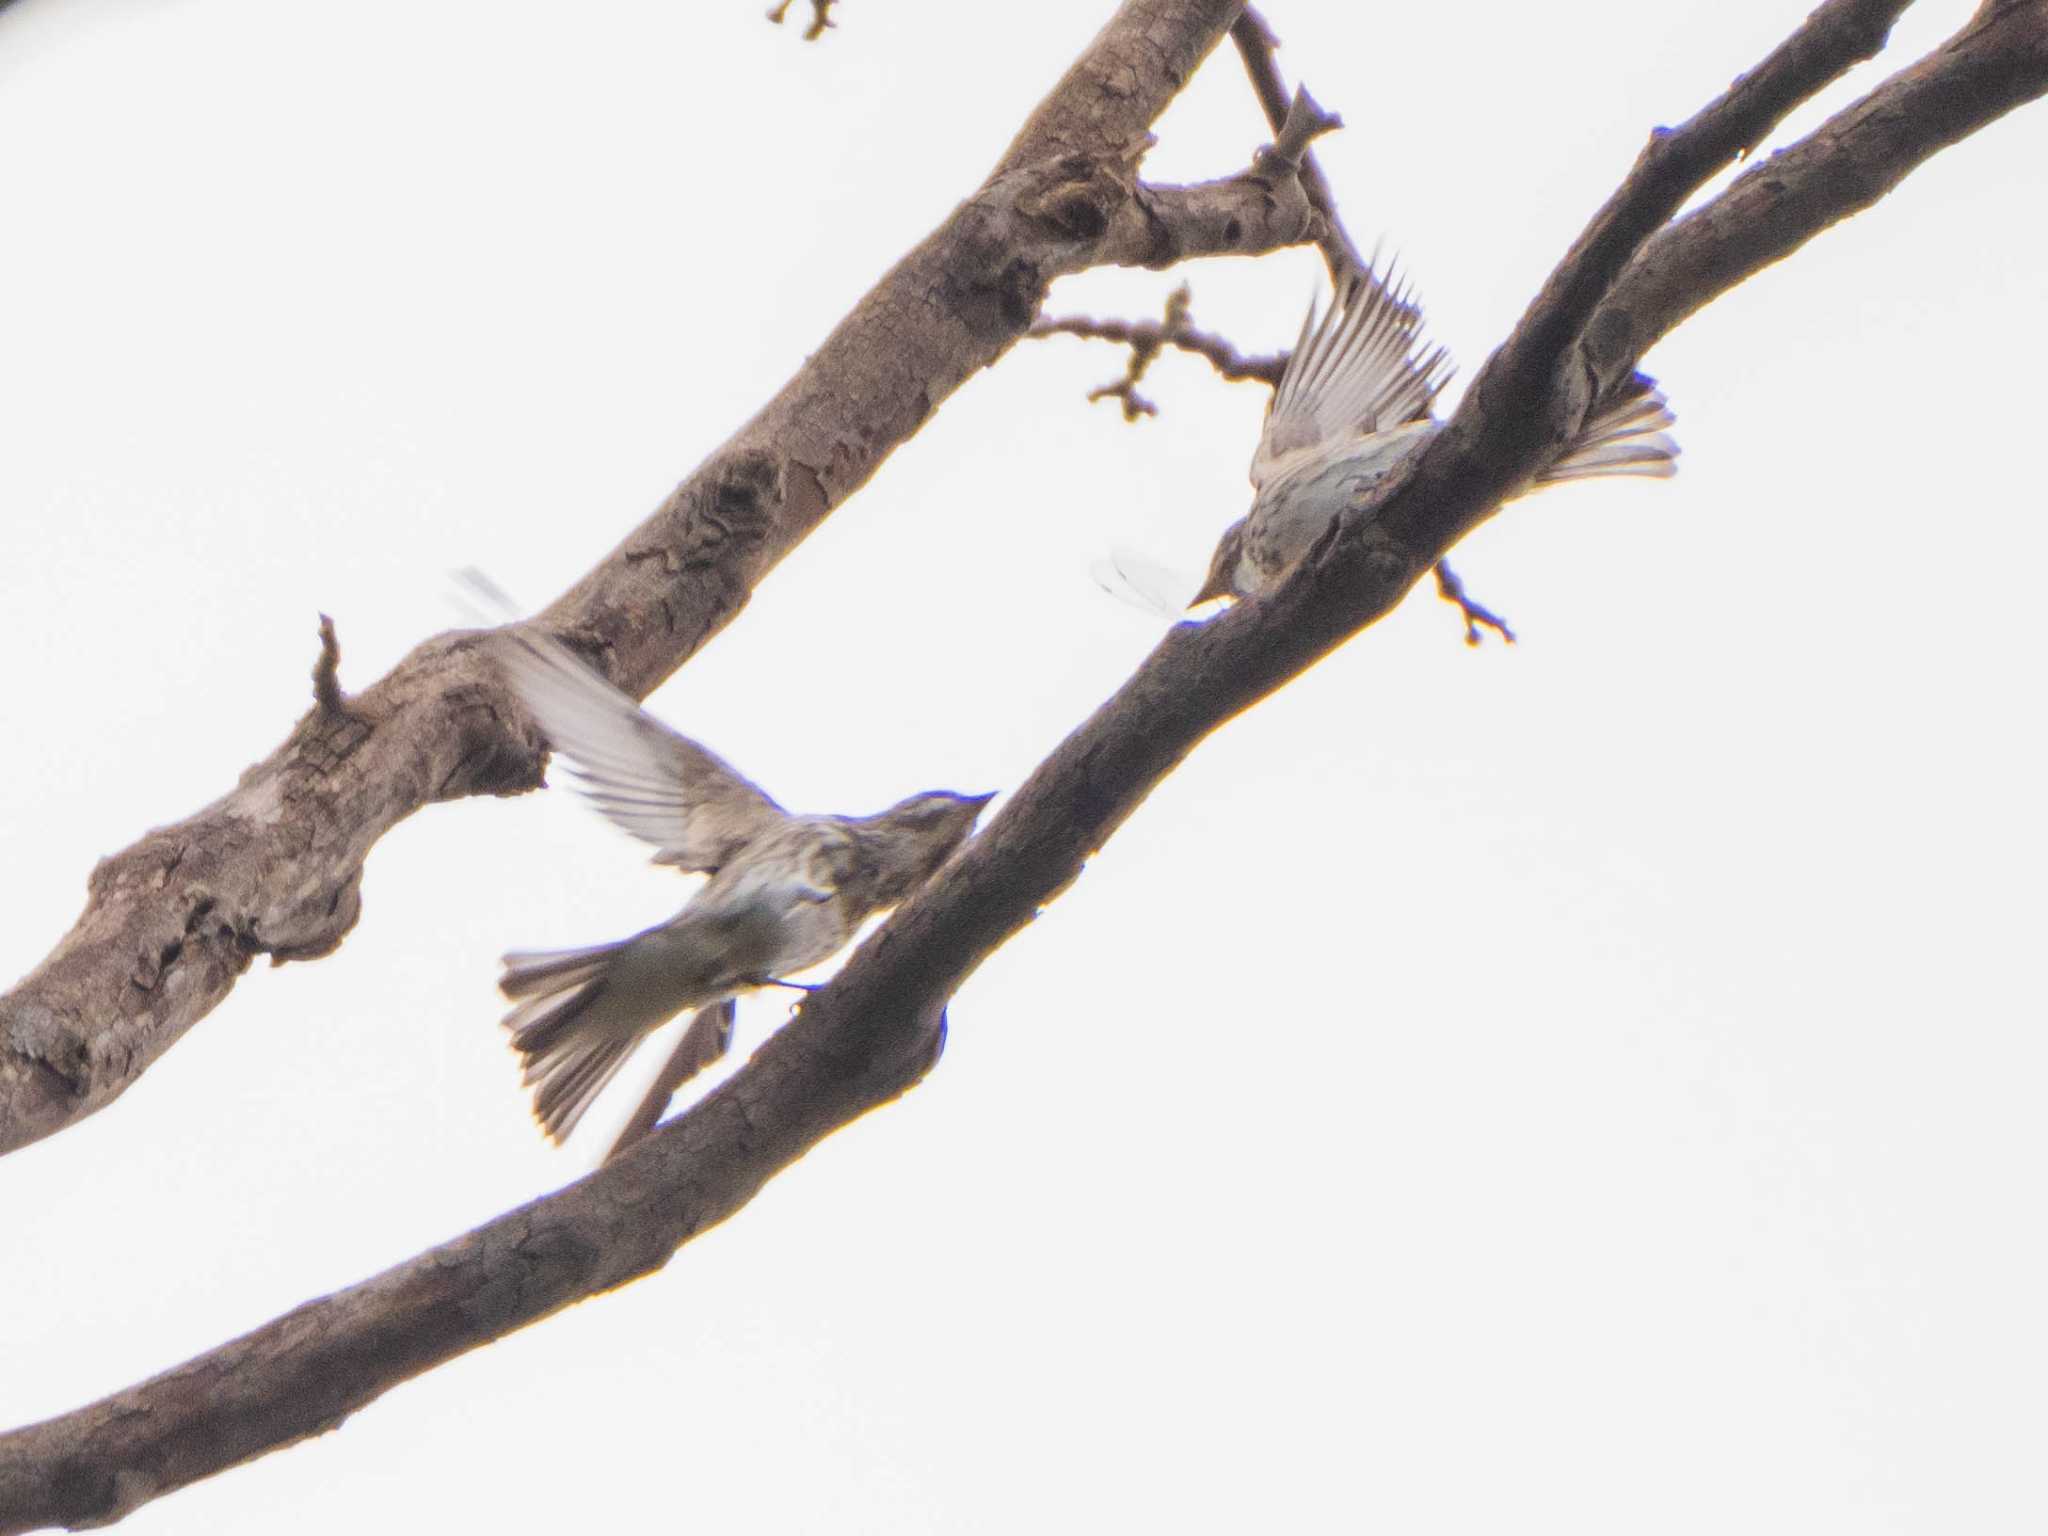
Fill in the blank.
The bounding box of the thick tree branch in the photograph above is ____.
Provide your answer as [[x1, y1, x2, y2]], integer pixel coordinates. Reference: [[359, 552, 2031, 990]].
[[0, 992, 951, 1534], [1595, 0, 2048, 369], [1406, 0, 1920, 543], [0, 0, 1314, 1159], [6, 4, 2044, 1527]]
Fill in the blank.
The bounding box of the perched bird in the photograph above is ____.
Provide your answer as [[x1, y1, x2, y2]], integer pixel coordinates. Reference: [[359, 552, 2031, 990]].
[[1192, 259, 1679, 606], [470, 585, 992, 1146]]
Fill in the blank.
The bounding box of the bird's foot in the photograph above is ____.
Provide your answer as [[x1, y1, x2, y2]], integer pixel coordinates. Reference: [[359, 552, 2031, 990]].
[[747, 975, 818, 993]]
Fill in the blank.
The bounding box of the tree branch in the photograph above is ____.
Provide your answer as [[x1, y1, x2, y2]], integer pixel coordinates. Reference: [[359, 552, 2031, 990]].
[[1030, 306, 1287, 389], [7, 3, 2045, 1527], [764, 0, 836, 41], [1595, 0, 2048, 371], [1405, 0, 1921, 544], [1230, 6, 1365, 280], [309, 615, 353, 722], [1028, 284, 1288, 418], [0, 0, 1318, 1159], [1432, 563, 1517, 648]]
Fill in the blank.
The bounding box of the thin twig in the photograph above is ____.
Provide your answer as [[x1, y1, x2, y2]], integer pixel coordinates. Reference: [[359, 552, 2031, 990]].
[[311, 614, 351, 718], [1031, 284, 1285, 419], [765, 0, 836, 41], [1433, 561, 1516, 647], [1089, 284, 1188, 419], [1029, 308, 1287, 392]]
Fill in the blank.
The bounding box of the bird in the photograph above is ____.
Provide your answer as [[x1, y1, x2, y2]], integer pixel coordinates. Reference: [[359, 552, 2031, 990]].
[[465, 577, 993, 1147], [1191, 258, 1679, 606]]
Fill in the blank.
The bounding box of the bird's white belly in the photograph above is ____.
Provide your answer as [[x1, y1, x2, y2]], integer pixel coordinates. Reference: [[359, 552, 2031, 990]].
[[1248, 422, 1438, 588]]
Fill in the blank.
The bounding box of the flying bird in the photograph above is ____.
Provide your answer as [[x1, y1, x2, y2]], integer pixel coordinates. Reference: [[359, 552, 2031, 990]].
[[1193, 259, 1679, 606], [467, 578, 992, 1147]]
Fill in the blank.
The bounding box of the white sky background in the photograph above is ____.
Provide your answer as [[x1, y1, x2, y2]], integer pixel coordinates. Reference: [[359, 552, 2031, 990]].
[[1, 0, 2044, 1529]]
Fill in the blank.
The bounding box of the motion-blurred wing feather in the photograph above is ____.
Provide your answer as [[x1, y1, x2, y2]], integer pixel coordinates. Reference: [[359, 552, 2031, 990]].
[[483, 619, 786, 873], [1090, 547, 1200, 622]]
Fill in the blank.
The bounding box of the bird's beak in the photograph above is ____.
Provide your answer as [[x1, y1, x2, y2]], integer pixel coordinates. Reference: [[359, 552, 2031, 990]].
[[1188, 571, 1235, 609], [966, 791, 998, 810]]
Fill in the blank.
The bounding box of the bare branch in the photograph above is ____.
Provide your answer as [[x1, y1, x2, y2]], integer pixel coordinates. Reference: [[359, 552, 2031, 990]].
[[309, 614, 362, 723], [1231, 7, 1366, 280], [1433, 0, 1920, 506], [6, 6, 2045, 1525], [765, 0, 836, 40], [1032, 284, 1286, 419], [1030, 305, 1286, 390], [0, 0, 1308, 1159], [1433, 562, 1516, 648], [0, 989, 947, 1534], [1093, 148, 1325, 270], [1596, 0, 2048, 370], [1086, 286, 1192, 419], [1030, 290, 1288, 416], [1253, 84, 1342, 180]]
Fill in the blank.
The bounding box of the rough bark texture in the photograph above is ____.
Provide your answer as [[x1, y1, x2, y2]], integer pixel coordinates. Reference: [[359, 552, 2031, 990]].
[[0, 0, 1300, 1159], [0, 632, 537, 1155], [10, 0, 2045, 1528]]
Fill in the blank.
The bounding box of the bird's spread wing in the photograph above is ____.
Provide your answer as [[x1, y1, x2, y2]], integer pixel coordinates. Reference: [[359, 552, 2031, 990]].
[[1252, 264, 1453, 489], [477, 603, 787, 873]]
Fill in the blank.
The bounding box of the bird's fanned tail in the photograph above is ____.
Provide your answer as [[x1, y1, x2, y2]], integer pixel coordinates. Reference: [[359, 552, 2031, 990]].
[[1536, 372, 1680, 484], [499, 941, 639, 1143], [501, 941, 622, 1000]]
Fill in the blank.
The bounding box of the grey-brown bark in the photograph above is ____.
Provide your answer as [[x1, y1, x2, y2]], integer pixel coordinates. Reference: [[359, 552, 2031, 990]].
[[1230, 6, 1368, 280], [7, 0, 2043, 1529], [0, 0, 1323, 1159]]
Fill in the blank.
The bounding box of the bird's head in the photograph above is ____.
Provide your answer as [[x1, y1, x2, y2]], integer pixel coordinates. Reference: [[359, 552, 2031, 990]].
[[1190, 518, 1248, 608], [866, 790, 996, 897]]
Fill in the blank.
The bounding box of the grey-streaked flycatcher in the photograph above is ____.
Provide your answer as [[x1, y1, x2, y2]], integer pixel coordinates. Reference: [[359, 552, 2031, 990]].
[[1193, 259, 1679, 606], [471, 586, 991, 1146]]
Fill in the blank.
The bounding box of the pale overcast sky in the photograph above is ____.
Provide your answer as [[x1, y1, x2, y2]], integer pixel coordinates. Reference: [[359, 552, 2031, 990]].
[[2, 1, 2044, 1531]]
